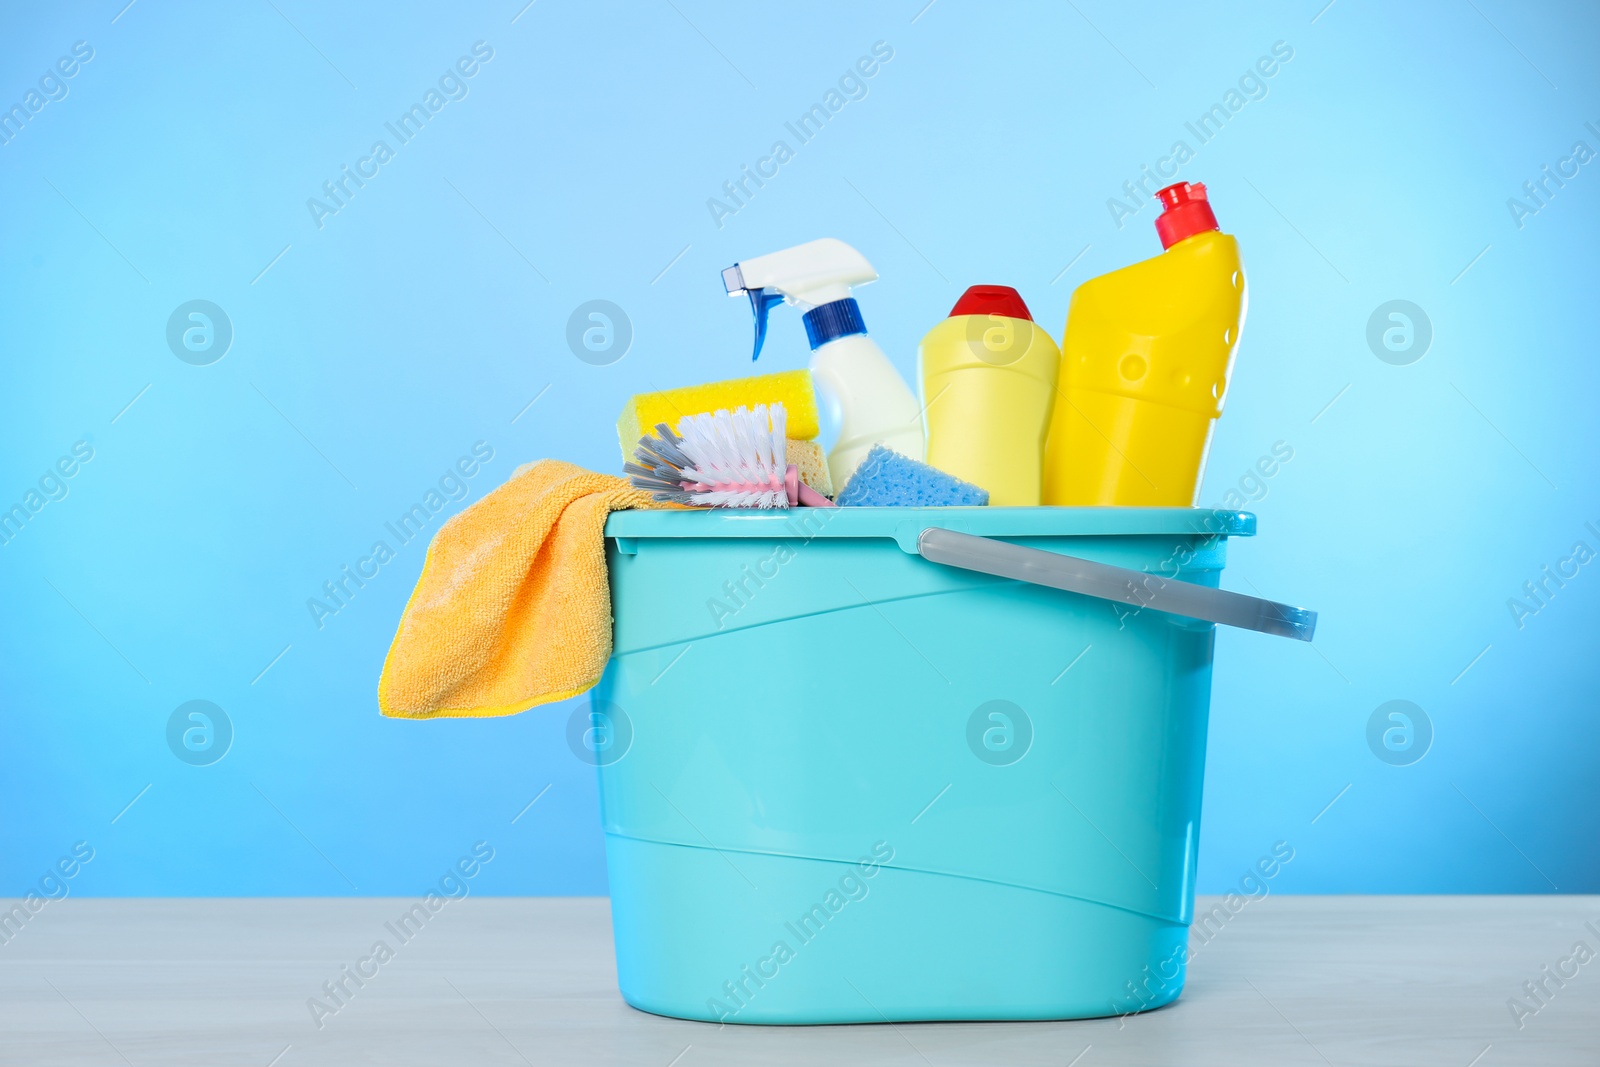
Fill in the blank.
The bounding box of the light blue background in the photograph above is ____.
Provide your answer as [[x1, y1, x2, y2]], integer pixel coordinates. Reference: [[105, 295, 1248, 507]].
[[2, 0, 1596, 898]]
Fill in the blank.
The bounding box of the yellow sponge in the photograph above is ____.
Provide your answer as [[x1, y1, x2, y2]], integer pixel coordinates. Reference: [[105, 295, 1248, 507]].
[[617, 370, 820, 462], [787, 439, 833, 498]]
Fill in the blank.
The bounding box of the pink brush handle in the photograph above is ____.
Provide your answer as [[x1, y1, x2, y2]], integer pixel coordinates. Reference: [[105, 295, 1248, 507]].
[[785, 465, 837, 508]]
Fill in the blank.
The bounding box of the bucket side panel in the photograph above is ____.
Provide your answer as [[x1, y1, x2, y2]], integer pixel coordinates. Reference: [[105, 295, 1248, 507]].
[[594, 571, 1214, 924], [605, 834, 1185, 1024]]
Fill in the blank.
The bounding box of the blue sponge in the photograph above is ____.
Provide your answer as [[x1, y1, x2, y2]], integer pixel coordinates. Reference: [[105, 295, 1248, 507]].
[[836, 445, 989, 507]]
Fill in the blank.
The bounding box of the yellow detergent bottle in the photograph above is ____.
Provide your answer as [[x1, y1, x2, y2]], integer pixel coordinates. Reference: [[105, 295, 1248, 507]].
[[1042, 181, 1246, 506], [919, 286, 1059, 505]]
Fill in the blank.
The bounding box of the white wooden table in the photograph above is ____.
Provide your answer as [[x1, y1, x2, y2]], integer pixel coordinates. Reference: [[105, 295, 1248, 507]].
[[2, 896, 1595, 1065]]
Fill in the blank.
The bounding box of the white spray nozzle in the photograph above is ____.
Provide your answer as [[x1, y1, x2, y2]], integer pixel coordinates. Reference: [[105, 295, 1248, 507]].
[[727, 238, 877, 308], [723, 238, 877, 360]]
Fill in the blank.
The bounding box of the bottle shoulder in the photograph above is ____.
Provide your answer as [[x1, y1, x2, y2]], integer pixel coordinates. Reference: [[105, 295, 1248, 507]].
[[1070, 232, 1244, 327], [1080, 231, 1241, 294], [919, 315, 1061, 381], [810, 332, 891, 366], [809, 334, 919, 409]]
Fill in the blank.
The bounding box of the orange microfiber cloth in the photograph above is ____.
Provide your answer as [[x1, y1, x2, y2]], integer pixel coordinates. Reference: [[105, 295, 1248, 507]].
[[378, 459, 666, 719]]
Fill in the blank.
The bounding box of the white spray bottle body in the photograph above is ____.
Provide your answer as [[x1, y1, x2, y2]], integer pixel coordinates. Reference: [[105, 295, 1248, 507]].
[[811, 332, 924, 489]]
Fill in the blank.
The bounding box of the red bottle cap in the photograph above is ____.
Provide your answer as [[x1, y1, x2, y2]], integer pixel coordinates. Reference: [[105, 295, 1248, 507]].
[[948, 285, 1032, 321], [1154, 181, 1219, 249]]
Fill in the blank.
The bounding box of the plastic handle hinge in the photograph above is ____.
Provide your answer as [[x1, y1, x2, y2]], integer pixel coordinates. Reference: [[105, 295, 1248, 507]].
[[916, 528, 1316, 642]]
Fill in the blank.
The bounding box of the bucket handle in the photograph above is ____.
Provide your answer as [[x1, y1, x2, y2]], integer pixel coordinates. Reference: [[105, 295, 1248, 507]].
[[916, 527, 1317, 642]]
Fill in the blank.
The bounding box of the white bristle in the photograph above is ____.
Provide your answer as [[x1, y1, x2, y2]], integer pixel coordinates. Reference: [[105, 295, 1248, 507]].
[[662, 402, 790, 508]]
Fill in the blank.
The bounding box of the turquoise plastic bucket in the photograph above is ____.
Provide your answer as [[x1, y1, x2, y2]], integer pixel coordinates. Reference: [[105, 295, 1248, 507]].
[[592, 506, 1304, 1024]]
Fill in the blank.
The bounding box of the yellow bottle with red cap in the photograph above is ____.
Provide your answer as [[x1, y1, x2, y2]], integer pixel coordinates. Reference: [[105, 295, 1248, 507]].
[[919, 285, 1060, 506], [1042, 181, 1247, 507]]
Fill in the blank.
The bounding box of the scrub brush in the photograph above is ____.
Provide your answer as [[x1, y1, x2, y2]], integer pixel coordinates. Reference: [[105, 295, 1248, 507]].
[[626, 402, 836, 509]]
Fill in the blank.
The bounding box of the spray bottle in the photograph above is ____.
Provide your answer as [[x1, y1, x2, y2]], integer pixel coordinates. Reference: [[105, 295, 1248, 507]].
[[723, 238, 924, 489]]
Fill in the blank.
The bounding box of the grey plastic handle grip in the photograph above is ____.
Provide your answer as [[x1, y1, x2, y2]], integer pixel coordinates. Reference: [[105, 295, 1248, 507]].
[[917, 527, 1317, 642]]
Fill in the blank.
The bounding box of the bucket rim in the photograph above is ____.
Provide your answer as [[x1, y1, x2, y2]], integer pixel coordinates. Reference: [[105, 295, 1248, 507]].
[[604, 506, 1256, 542]]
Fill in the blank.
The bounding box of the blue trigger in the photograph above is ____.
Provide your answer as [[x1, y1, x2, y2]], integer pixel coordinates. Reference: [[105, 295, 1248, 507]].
[[748, 288, 785, 361]]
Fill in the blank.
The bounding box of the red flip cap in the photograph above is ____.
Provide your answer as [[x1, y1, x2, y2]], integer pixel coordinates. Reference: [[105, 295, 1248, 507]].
[[949, 284, 1032, 320], [1154, 181, 1219, 249]]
